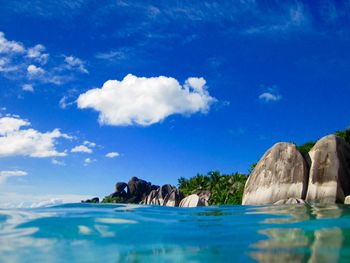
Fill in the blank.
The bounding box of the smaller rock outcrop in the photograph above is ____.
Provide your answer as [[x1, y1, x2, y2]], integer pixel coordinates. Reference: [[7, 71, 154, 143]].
[[179, 194, 205, 207], [344, 196, 350, 204], [194, 190, 211, 206]]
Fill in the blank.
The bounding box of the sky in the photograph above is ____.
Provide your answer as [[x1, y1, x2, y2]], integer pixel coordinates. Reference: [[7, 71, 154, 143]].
[[0, 0, 350, 206]]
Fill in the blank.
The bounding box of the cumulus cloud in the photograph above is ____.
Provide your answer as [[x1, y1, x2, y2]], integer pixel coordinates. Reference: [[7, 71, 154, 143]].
[[27, 44, 49, 64], [27, 64, 45, 76], [77, 74, 216, 126], [83, 140, 96, 147], [71, 145, 93, 154], [259, 92, 282, 102], [0, 32, 25, 54], [105, 152, 120, 158], [0, 170, 27, 184], [0, 115, 70, 158]]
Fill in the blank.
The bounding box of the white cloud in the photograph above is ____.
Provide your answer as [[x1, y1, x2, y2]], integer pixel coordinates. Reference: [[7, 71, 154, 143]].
[[77, 74, 216, 126], [0, 170, 27, 184], [105, 152, 120, 158], [259, 92, 282, 102], [0, 31, 88, 86], [27, 64, 45, 76], [84, 158, 96, 166], [27, 44, 49, 64], [0, 115, 70, 158], [22, 84, 34, 92], [52, 159, 66, 166], [83, 140, 96, 148], [0, 32, 25, 54], [64, 55, 88, 74], [71, 145, 93, 154]]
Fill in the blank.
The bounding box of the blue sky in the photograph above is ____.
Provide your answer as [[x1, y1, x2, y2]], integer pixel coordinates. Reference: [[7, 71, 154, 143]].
[[0, 0, 350, 205]]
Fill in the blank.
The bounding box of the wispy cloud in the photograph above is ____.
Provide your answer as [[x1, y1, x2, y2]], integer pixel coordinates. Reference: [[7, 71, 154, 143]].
[[0, 170, 27, 184], [0, 31, 88, 89]]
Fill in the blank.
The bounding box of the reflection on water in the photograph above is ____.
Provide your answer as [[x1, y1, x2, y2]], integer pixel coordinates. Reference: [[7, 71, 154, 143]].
[[0, 203, 350, 262]]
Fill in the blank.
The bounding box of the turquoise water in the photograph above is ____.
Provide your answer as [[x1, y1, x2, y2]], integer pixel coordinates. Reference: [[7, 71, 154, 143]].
[[1, 204, 350, 262]]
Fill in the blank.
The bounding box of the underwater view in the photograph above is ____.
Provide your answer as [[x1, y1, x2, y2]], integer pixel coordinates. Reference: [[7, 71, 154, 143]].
[[1, 203, 350, 262]]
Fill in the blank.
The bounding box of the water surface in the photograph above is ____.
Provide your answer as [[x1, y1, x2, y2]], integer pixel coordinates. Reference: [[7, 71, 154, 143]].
[[1, 203, 350, 262]]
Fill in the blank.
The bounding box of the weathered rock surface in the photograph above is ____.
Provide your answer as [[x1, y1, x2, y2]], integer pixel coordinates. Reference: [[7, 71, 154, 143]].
[[306, 135, 350, 204], [345, 196, 350, 204], [274, 198, 306, 205], [194, 190, 211, 206], [142, 184, 183, 206], [179, 194, 205, 207], [242, 142, 309, 205], [127, 177, 152, 203]]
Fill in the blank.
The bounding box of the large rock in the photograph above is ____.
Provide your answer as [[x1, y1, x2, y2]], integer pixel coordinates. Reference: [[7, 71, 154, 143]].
[[163, 188, 183, 207], [242, 143, 309, 205], [127, 177, 152, 203], [142, 184, 181, 206], [115, 182, 127, 193], [194, 190, 211, 206], [306, 135, 350, 204], [179, 194, 205, 207]]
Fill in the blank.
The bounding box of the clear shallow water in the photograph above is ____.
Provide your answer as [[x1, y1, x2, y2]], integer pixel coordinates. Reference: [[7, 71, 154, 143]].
[[1, 204, 350, 262]]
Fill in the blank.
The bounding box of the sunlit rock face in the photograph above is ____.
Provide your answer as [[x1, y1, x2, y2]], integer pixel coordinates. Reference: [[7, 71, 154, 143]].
[[242, 143, 309, 205], [345, 196, 350, 204], [179, 194, 205, 208], [306, 135, 350, 204]]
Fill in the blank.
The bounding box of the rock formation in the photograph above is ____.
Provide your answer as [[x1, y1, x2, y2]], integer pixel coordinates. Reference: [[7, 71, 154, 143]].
[[243, 134, 350, 205], [142, 184, 183, 206], [179, 194, 205, 207], [242, 143, 309, 205], [306, 135, 350, 203]]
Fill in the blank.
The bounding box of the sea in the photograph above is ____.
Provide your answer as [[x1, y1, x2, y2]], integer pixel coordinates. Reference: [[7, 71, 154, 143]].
[[0, 203, 350, 262]]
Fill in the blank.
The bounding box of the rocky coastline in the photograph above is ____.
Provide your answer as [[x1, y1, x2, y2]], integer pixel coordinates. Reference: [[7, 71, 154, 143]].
[[84, 130, 350, 207]]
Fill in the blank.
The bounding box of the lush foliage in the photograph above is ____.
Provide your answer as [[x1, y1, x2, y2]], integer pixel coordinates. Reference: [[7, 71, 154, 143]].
[[297, 141, 316, 155], [101, 194, 125, 203], [178, 171, 247, 205], [297, 129, 350, 155], [335, 129, 350, 143]]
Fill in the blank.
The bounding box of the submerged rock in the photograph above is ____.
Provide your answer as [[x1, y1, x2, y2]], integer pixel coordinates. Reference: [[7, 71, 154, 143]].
[[306, 135, 350, 204], [274, 198, 306, 205], [242, 142, 309, 205]]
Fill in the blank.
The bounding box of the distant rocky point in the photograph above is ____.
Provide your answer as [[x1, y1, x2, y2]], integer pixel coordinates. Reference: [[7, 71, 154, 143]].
[[243, 134, 350, 205], [83, 176, 210, 207]]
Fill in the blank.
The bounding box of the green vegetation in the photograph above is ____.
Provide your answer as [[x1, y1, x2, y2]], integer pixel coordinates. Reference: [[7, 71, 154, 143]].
[[178, 171, 247, 205], [101, 194, 125, 203], [297, 129, 350, 155]]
